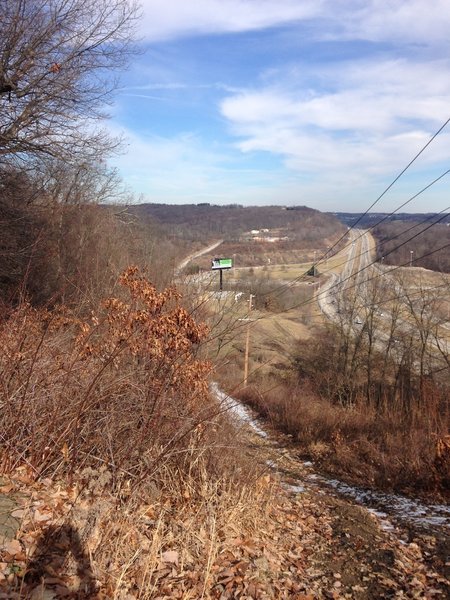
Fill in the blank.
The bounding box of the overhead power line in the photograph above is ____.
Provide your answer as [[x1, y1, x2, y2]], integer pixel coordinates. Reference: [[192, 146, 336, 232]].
[[232, 236, 450, 327], [318, 116, 450, 266], [257, 169, 450, 301]]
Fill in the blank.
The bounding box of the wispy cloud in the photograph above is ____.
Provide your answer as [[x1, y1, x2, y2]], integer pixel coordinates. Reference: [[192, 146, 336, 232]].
[[139, 0, 321, 41], [108, 125, 284, 203], [126, 83, 188, 91], [336, 0, 450, 47], [220, 57, 450, 180]]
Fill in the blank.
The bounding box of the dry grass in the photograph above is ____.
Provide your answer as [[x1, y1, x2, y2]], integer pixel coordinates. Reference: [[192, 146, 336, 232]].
[[236, 379, 449, 499], [1, 458, 275, 598], [0, 266, 284, 596], [92, 469, 273, 598]]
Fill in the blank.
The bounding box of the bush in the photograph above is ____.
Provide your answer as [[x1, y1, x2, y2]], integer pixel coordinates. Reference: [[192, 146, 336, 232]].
[[0, 267, 216, 491], [236, 371, 449, 499]]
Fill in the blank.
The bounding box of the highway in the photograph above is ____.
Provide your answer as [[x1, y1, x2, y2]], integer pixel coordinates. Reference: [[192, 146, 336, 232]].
[[318, 229, 449, 372], [318, 228, 375, 320]]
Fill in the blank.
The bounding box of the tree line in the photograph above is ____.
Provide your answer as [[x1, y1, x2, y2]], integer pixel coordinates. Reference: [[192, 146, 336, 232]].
[[0, 0, 185, 308], [373, 220, 450, 273]]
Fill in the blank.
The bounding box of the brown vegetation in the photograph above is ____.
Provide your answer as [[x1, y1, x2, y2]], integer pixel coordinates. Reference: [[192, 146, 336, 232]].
[[131, 203, 345, 245], [0, 164, 184, 307], [0, 267, 214, 483], [373, 220, 450, 272], [235, 337, 449, 500], [3, 3, 449, 596], [231, 274, 450, 500], [0, 3, 365, 597], [0, 268, 277, 596]]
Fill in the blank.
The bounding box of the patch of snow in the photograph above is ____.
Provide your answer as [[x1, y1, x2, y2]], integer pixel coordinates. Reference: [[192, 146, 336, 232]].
[[210, 382, 268, 438], [366, 508, 396, 532], [284, 483, 306, 494], [211, 382, 449, 535], [308, 474, 450, 532]]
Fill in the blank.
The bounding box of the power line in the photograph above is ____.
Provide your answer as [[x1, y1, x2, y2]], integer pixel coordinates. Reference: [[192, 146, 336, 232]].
[[315, 116, 450, 267], [347, 119, 450, 229], [356, 282, 449, 311], [247, 238, 450, 323], [256, 169, 450, 301], [211, 223, 449, 335]]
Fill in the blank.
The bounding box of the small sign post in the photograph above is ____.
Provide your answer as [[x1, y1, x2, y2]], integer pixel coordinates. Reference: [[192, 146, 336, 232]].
[[211, 257, 233, 291]]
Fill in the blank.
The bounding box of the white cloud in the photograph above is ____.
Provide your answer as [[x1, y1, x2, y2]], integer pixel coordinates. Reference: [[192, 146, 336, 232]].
[[338, 0, 450, 46], [139, 0, 321, 41], [220, 57, 450, 181], [139, 0, 450, 47]]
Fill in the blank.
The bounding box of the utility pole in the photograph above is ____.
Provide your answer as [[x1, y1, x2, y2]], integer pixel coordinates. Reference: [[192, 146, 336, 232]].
[[243, 294, 254, 387]]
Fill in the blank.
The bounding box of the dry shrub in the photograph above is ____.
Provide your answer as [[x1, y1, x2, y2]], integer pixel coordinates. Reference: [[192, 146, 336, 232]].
[[1, 449, 271, 598], [237, 381, 449, 498], [0, 266, 234, 493], [0, 262, 268, 597]]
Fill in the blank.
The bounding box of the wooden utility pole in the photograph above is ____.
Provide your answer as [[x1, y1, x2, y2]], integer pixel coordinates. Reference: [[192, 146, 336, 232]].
[[243, 294, 254, 387]]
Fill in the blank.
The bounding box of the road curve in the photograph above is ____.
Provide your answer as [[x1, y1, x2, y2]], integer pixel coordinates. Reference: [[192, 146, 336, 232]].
[[176, 239, 224, 273]]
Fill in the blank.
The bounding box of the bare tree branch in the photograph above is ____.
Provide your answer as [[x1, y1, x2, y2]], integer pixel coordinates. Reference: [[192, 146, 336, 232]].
[[0, 0, 139, 163]]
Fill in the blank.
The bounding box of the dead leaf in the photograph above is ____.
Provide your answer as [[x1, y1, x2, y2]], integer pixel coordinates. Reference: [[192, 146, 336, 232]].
[[33, 509, 52, 523], [0, 484, 14, 494], [1, 539, 22, 556], [161, 550, 179, 566]]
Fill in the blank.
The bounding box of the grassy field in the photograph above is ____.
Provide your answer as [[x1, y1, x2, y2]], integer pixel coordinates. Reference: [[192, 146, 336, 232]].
[[195, 234, 351, 389]]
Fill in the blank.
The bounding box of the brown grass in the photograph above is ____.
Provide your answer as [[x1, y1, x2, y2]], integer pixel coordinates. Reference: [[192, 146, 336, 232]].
[[0, 267, 285, 596], [236, 376, 449, 500]]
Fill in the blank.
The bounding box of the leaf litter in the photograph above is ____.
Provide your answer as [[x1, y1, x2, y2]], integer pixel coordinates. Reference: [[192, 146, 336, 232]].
[[0, 407, 449, 598]]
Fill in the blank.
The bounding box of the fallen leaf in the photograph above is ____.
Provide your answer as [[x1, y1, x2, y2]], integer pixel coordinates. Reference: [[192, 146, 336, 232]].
[[1, 539, 22, 556], [0, 484, 14, 494], [33, 509, 52, 523], [161, 550, 179, 566]]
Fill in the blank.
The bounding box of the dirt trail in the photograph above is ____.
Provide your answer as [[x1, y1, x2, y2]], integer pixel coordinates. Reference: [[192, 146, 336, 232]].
[[215, 386, 450, 598], [175, 239, 224, 273]]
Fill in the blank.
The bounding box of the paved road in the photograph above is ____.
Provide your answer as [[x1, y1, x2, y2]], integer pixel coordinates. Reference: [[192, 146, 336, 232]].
[[318, 230, 449, 370], [319, 229, 375, 320]]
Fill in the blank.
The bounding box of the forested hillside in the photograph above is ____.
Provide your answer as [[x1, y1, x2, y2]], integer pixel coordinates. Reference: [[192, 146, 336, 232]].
[[131, 203, 345, 243], [0, 169, 185, 307], [372, 220, 450, 272]]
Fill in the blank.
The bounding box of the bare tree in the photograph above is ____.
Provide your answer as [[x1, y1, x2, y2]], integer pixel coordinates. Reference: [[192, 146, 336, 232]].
[[0, 0, 139, 164]]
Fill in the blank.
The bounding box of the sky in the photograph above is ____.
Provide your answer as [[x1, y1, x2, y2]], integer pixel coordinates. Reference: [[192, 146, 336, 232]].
[[109, 0, 450, 212]]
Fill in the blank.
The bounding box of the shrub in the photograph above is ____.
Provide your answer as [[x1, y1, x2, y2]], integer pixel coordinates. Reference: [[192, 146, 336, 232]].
[[0, 267, 215, 491]]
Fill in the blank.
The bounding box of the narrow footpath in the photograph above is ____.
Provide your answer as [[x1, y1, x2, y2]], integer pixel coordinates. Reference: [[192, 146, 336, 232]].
[[215, 385, 450, 599]]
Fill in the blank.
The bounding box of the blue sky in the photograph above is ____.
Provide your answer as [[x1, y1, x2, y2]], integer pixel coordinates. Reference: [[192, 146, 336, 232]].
[[109, 0, 450, 212]]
